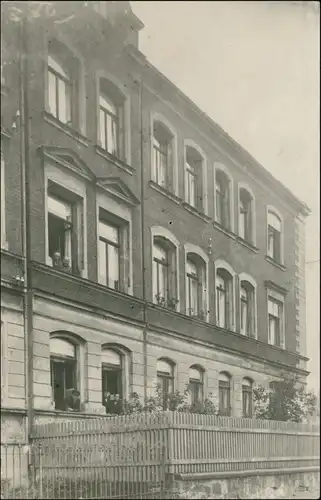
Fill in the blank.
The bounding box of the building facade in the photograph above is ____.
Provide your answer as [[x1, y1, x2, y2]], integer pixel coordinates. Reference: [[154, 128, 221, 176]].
[[1, 1, 310, 442]]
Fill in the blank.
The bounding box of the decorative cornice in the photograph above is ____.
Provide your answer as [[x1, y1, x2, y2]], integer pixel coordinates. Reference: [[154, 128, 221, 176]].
[[97, 176, 140, 206]]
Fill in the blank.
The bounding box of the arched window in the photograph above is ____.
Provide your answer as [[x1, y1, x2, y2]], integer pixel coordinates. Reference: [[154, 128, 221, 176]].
[[239, 187, 255, 244], [99, 78, 126, 159], [47, 53, 72, 124], [216, 265, 235, 330], [152, 120, 174, 190], [242, 377, 253, 417], [101, 344, 131, 414], [102, 348, 122, 414], [185, 145, 204, 211], [214, 167, 233, 230], [50, 336, 79, 411], [240, 278, 256, 337], [219, 371, 231, 416], [186, 252, 207, 320], [157, 358, 174, 409], [189, 365, 204, 405], [267, 209, 283, 263]]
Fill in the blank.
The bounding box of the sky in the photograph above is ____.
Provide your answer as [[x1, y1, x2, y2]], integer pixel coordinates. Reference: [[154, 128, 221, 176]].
[[131, 1, 320, 392]]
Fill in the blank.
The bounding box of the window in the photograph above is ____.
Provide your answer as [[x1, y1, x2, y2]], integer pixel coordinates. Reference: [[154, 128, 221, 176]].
[[50, 337, 80, 411], [185, 146, 204, 211], [239, 187, 254, 243], [47, 182, 83, 275], [215, 169, 232, 230], [157, 358, 174, 410], [99, 221, 120, 290], [153, 243, 168, 305], [98, 209, 129, 292], [102, 349, 123, 414], [152, 121, 174, 190], [219, 372, 231, 416], [216, 266, 234, 330], [186, 253, 207, 320], [47, 54, 72, 125], [99, 79, 126, 159], [189, 365, 204, 405], [242, 378, 253, 418], [267, 210, 282, 263], [151, 228, 179, 310], [1, 150, 7, 249], [239, 278, 256, 337], [268, 296, 284, 347]]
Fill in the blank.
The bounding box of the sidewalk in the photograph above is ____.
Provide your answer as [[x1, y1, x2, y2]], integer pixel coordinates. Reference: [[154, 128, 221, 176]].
[[290, 485, 320, 499]]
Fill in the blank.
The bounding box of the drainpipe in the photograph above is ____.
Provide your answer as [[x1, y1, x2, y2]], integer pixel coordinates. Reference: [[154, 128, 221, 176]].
[[19, 14, 34, 442], [137, 72, 148, 405]]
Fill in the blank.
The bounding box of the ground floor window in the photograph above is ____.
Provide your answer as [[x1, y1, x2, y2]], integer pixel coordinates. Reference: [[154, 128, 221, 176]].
[[50, 337, 80, 411], [102, 349, 123, 414]]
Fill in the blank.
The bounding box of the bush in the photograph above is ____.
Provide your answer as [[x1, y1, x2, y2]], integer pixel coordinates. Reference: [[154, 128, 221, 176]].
[[253, 376, 317, 422]]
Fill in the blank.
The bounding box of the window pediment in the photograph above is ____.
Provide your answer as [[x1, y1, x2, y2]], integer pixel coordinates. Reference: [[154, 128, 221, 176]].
[[41, 147, 94, 180], [97, 177, 140, 206]]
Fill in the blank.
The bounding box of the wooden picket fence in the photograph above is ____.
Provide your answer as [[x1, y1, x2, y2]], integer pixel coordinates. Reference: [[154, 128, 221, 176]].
[[1, 412, 319, 499]]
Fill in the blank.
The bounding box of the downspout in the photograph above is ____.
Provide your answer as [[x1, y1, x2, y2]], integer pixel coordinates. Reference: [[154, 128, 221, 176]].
[[137, 72, 148, 405], [19, 14, 34, 441]]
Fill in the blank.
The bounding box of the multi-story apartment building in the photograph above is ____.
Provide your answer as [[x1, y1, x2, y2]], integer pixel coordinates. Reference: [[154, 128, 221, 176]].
[[1, 1, 310, 442]]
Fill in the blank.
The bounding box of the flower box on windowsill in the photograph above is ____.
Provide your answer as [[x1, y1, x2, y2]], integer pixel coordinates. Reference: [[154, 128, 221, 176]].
[[154, 294, 179, 311], [43, 111, 89, 146], [182, 202, 212, 222], [148, 180, 181, 204], [95, 145, 135, 175], [265, 255, 286, 271]]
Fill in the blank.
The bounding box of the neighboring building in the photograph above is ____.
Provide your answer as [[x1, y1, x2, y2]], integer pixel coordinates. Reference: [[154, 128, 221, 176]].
[[1, 1, 310, 442]]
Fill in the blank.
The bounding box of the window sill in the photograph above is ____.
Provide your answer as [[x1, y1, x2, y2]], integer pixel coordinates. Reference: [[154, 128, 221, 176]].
[[213, 221, 237, 240], [182, 202, 211, 222], [43, 111, 90, 147], [151, 301, 180, 314], [265, 255, 286, 271], [95, 145, 135, 175], [148, 180, 181, 204], [236, 236, 259, 254]]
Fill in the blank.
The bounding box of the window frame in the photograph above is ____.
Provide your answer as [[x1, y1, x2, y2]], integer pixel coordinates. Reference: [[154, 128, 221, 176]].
[[150, 113, 178, 195], [184, 141, 207, 214], [188, 365, 204, 406], [46, 182, 82, 275], [98, 218, 121, 291], [214, 163, 234, 232], [266, 287, 285, 348], [242, 378, 253, 418], [218, 372, 231, 417], [156, 358, 175, 410], [239, 273, 257, 338], [238, 184, 256, 245], [151, 227, 180, 311], [1, 321, 8, 405], [102, 348, 123, 415], [97, 73, 130, 163], [185, 246, 208, 321], [98, 208, 129, 293], [49, 335, 81, 412], [266, 206, 284, 265], [47, 54, 72, 125], [215, 260, 236, 331]]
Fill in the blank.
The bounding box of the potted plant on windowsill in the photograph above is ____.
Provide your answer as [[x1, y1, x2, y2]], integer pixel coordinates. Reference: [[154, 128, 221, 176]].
[[167, 297, 179, 311], [155, 293, 166, 306]]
